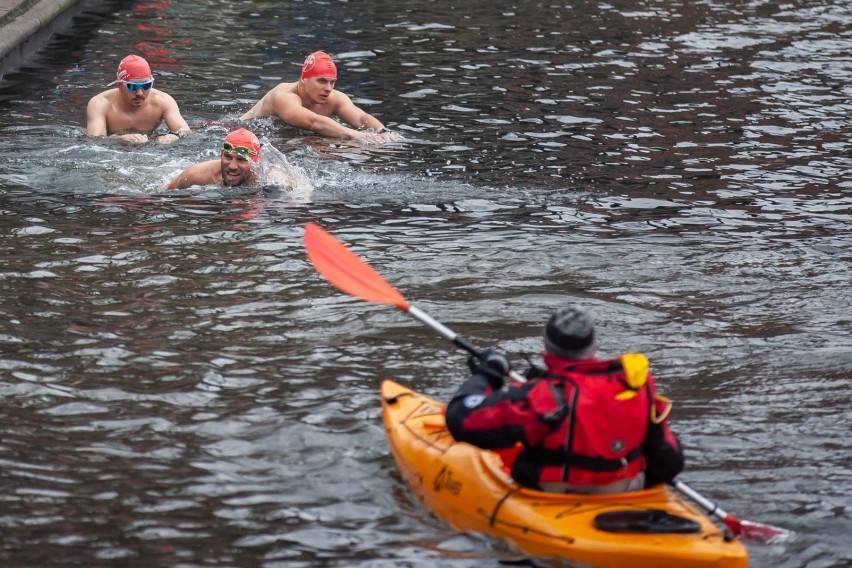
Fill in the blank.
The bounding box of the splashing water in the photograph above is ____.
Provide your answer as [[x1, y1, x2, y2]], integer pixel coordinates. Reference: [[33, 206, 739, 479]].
[[258, 137, 315, 199]]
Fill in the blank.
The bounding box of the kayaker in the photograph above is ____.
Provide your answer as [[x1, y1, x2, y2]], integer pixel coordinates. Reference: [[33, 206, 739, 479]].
[[166, 128, 262, 189], [445, 306, 685, 494], [86, 54, 192, 145], [240, 51, 401, 144]]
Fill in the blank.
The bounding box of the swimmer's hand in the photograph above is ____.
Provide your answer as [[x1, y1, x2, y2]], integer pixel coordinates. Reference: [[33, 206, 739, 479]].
[[115, 133, 149, 144], [352, 131, 387, 144], [352, 128, 404, 144], [379, 129, 403, 142], [158, 128, 190, 144], [157, 133, 179, 145]]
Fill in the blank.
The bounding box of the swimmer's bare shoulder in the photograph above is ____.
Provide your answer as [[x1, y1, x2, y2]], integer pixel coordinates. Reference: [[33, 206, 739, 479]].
[[241, 82, 299, 120]]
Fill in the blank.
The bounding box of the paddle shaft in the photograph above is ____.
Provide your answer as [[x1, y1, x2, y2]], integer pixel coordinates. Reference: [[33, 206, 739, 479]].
[[672, 480, 740, 532], [407, 305, 528, 384]]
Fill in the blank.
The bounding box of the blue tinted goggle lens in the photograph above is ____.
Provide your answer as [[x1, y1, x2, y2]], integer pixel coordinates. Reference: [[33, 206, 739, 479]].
[[125, 81, 154, 93]]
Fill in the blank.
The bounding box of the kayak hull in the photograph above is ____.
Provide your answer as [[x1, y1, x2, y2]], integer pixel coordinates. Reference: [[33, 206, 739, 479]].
[[381, 379, 749, 568]]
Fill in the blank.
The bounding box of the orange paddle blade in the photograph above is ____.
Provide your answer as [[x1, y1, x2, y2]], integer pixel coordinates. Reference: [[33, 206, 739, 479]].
[[303, 222, 409, 310]]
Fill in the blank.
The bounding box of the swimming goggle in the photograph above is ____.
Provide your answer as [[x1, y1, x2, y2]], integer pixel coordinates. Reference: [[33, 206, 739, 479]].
[[222, 141, 257, 161], [123, 80, 154, 93]]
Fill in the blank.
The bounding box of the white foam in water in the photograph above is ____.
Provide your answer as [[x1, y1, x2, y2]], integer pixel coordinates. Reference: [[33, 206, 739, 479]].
[[258, 137, 314, 199]]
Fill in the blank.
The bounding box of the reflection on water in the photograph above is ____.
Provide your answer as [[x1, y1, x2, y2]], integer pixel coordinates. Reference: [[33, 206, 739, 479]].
[[0, 1, 850, 567]]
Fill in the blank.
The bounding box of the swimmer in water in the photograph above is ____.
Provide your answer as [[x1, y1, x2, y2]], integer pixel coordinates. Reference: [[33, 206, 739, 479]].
[[86, 54, 192, 145], [166, 128, 261, 189], [241, 51, 401, 144]]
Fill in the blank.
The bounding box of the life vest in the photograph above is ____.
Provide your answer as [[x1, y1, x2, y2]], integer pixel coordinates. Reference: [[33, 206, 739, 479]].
[[511, 353, 655, 489]]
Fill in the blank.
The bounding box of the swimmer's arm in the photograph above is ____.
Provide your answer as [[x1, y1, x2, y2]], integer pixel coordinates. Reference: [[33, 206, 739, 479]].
[[281, 105, 360, 139], [333, 92, 383, 131], [269, 90, 373, 141], [85, 96, 109, 137], [165, 169, 191, 190], [240, 100, 262, 121], [332, 92, 402, 141], [165, 161, 218, 190], [159, 94, 192, 144]]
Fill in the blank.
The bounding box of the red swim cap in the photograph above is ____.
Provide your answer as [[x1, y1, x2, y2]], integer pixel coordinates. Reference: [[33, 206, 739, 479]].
[[223, 128, 261, 163], [113, 54, 152, 84], [301, 51, 337, 80]]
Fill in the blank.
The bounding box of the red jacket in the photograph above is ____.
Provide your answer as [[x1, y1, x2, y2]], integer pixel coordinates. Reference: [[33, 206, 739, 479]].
[[445, 353, 684, 491]]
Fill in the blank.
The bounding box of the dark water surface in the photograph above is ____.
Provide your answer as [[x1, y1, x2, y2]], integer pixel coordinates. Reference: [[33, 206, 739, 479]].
[[1, 1, 850, 566]]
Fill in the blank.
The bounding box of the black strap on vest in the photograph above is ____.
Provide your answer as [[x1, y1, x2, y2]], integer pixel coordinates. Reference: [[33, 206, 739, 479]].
[[538, 446, 644, 472]]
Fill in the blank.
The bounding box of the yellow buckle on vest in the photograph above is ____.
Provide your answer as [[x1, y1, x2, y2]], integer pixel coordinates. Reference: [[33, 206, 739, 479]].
[[615, 353, 649, 400]]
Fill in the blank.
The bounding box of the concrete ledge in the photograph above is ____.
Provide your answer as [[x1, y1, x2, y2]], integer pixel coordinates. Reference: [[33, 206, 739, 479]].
[[0, 0, 83, 77], [0, 0, 42, 28]]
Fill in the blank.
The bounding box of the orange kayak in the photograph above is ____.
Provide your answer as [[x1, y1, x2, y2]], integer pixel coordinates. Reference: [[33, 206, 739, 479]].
[[381, 379, 749, 567]]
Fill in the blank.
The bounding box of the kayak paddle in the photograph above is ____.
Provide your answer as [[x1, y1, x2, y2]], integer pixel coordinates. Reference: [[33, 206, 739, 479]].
[[303, 222, 527, 383], [302, 221, 792, 544], [673, 480, 792, 543]]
